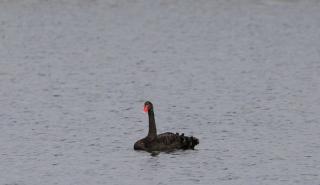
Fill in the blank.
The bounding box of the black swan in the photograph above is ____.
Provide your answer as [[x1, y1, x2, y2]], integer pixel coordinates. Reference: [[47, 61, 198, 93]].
[[134, 101, 199, 152]]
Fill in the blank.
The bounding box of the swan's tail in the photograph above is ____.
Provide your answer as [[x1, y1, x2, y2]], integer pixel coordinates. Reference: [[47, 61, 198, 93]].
[[177, 133, 199, 149]]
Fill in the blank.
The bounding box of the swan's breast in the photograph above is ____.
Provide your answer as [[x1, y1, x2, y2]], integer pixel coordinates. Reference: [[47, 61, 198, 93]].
[[134, 140, 146, 150]]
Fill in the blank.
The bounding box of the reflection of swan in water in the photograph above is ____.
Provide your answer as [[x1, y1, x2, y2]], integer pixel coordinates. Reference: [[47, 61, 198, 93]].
[[134, 101, 199, 152]]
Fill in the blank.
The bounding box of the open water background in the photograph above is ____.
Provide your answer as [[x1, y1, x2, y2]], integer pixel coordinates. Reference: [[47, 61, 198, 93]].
[[0, 0, 320, 184]]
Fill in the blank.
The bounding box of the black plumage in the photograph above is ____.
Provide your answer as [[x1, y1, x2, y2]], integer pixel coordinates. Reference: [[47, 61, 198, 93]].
[[134, 101, 199, 152]]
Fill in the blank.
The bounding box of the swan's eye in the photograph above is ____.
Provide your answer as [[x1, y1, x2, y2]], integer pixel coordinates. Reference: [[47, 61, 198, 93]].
[[143, 105, 149, 113]]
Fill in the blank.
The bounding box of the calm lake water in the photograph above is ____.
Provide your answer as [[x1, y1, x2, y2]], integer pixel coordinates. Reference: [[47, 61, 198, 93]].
[[1, 0, 320, 184]]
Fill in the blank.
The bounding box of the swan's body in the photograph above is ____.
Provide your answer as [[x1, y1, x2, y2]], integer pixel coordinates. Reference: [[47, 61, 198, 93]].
[[134, 101, 199, 152]]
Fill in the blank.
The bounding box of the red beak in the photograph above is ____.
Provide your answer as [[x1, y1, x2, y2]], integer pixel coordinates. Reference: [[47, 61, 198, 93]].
[[143, 105, 149, 113]]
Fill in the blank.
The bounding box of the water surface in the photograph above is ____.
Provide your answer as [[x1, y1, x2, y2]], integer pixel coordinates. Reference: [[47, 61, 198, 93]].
[[0, 0, 320, 184]]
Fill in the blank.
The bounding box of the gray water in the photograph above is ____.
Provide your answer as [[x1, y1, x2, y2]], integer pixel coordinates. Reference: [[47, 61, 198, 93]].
[[1, 0, 320, 184]]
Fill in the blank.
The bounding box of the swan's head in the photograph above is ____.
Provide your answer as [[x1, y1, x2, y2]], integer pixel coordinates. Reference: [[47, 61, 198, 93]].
[[143, 101, 153, 113]]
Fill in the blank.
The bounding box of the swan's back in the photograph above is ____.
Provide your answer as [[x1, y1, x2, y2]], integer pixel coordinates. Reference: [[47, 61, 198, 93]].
[[148, 132, 199, 151]]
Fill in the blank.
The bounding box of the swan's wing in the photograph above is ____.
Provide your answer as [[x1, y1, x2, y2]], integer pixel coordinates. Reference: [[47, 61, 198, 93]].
[[156, 132, 181, 145], [156, 132, 199, 150]]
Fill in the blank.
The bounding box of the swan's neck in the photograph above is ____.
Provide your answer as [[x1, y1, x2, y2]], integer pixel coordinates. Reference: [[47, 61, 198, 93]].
[[147, 110, 157, 139]]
